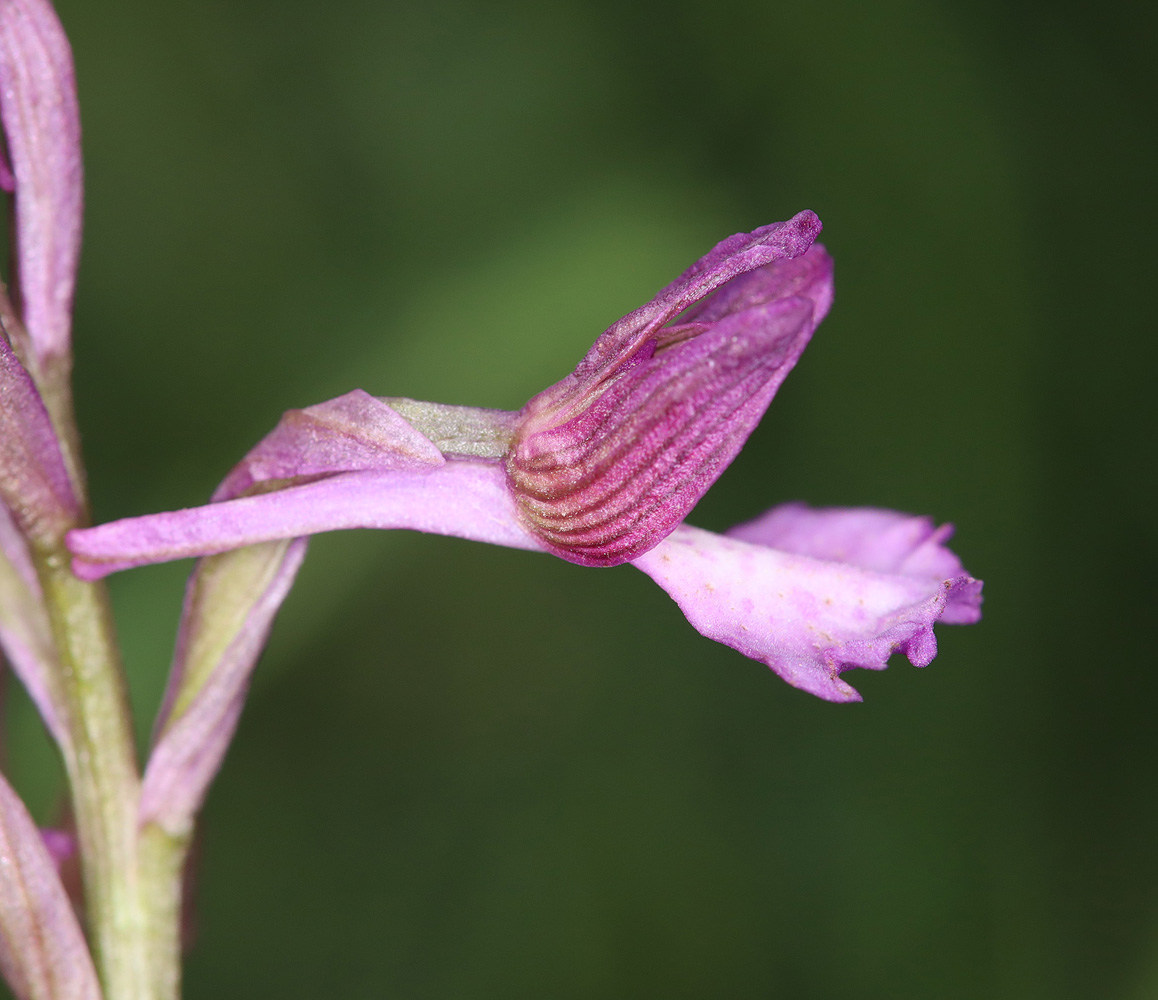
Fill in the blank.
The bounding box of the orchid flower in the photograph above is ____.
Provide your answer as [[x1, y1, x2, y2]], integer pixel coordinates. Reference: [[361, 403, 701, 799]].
[[0, 0, 983, 996], [68, 211, 982, 731]]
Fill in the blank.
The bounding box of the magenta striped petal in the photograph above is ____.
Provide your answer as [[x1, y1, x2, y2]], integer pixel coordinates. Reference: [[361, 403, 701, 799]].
[[508, 245, 833, 565], [570, 210, 823, 389]]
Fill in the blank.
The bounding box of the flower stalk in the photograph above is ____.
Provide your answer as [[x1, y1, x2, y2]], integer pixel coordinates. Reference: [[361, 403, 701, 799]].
[[32, 547, 150, 1000], [136, 824, 188, 1000]]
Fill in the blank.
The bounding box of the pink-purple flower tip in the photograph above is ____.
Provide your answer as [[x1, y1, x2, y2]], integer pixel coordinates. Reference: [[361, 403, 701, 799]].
[[0, 0, 84, 365]]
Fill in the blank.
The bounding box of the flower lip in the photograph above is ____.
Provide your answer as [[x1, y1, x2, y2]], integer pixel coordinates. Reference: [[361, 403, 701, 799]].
[[635, 505, 983, 703], [506, 225, 833, 568]]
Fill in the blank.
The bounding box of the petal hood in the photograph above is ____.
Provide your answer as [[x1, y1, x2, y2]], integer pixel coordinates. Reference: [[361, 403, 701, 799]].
[[508, 215, 832, 566]]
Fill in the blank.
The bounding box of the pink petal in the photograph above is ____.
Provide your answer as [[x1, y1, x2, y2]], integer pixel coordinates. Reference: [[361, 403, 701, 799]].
[[133, 399, 526, 829], [140, 538, 308, 833], [69, 462, 543, 579], [510, 291, 821, 565], [509, 246, 834, 567], [728, 503, 982, 625], [0, 0, 83, 365], [212, 390, 445, 502], [0, 773, 101, 1000], [678, 239, 835, 326], [632, 522, 981, 702], [136, 394, 441, 831], [571, 211, 823, 385]]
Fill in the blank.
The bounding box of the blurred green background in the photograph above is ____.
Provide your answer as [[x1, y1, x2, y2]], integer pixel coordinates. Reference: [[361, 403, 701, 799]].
[[4, 0, 1156, 996]]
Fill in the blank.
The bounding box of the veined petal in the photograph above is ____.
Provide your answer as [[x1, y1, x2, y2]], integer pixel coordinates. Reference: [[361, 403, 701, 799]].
[[633, 520, 981, 702], [140, 538, 307, 835], [69, 461, 542, 577], [509, 247, 834, 566], [0, 772, 101, 1000], [0, 0, 83, 366], [677, 240, 835, 327], [0, 502, 69, 751], [571, 210, 823, 387], [0, 334, 80, 543], [510, 295, 817, 565]]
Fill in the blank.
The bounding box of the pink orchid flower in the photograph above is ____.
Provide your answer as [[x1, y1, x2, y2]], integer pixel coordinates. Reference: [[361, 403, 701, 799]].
[[68, 212, 981, 706]]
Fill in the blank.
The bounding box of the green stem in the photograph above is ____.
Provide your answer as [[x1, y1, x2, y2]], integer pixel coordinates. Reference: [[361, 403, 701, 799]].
[[138, 825, 191, 1000], [34, 548, 181, 1000]]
